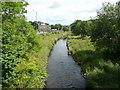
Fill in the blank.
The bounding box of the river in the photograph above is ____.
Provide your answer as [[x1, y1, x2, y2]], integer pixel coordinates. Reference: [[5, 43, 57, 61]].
[[46, 39, 85, 88]]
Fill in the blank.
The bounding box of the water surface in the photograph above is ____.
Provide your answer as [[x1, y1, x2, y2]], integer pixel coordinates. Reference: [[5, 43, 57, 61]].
[[46, 39, 85, 88]]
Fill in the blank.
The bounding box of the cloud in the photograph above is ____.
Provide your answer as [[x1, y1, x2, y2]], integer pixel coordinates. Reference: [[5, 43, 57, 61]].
[[26, 0, 118, 25], [48, 1, 61, 9]]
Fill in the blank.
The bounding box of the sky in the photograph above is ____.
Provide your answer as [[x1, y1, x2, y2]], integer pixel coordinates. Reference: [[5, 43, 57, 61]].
[[25, 0, 118, 25]]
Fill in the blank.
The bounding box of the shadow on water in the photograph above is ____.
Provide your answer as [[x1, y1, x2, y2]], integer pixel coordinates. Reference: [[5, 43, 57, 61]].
[[46, 39, 85, 88]]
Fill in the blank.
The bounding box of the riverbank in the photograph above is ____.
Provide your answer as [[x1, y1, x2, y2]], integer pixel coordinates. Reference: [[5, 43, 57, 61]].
[[38, 31, 69, 88], [46, 39, 85, 88], [67, 36, 119, 88], [12, 31, 68, 88]]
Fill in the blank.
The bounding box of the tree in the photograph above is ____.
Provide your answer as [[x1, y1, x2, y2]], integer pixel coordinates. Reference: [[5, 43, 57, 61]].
[[51, 24, 62, 30], [63, 26, 69, 31], [2, 0, 40, 88], [70, 20, 81, 35], [30, 21, 39, 30], [90, 1, 120, 54], [70, 20, 87, 36], [85, 20, 95, 36]]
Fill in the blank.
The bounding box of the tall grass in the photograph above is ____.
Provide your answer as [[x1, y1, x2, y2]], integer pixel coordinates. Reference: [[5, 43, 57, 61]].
[[67, 36, 119, 88], [12, 31, 68, 88]]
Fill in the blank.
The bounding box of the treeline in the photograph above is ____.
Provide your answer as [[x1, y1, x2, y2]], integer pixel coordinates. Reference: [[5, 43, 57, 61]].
[[51, 24, 69, 31], [29, 21, 39, 30], [71, 1, 120, 56]]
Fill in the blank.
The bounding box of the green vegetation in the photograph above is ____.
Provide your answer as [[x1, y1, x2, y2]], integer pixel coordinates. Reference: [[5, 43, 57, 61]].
[[51, 24, 62, 30], [51, 24, 70, 31], [71, 20, 88, 36], [67, 36, 119, 88], [2, 1, 41, 88], [2, 0, 119, 88], [29, 21, 39, 30], [1, 0, 68, 88], [62, 26, 69, 31], [13, 32, 67, 88], [71, 2, 120, 55], [68, 1, 120, 88], [90, 2, 120, 55]]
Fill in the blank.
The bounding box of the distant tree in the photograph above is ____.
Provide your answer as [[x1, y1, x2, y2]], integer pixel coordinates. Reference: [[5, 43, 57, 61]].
[[29, 21, 33, 24], [70, 20, 81, 35], [70, 20, 87, 36], [51, 24, 62, 30], [29, 21, 38, 30], [63, 27, 69, 31]]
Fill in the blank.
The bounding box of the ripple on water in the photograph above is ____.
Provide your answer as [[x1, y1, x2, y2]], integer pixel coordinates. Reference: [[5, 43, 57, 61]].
[[46, 39, 85, 88]]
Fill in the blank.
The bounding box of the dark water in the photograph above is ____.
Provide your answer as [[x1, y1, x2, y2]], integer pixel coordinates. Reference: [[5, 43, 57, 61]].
[[46, 39, 85, 88]]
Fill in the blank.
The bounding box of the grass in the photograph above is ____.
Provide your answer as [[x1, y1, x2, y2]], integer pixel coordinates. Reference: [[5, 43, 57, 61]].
[[35, 31, 69, 87], [36, 31, 68, 88], [67, 36, 119, 88], [12, 31, 68, 88]]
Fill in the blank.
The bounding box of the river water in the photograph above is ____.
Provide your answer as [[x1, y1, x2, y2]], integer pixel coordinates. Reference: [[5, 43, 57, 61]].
[[46, 39, 85, 88]]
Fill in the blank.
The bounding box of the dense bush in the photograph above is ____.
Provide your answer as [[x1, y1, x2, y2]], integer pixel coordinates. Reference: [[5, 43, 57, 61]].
[[86, 61, 119, 88], [67, 37, 119, 88], [90, 2, 120, 55], [2, 1, 42, 88], [70, 20, 87, 36]]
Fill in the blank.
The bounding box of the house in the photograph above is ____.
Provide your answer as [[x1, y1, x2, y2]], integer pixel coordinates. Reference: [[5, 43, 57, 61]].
[[29, 21, 51, 32], [38, 21, 51, 31]]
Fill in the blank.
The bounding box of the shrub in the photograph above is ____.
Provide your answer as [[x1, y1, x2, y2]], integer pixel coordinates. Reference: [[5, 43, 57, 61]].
[[2, 1, 41, 88]]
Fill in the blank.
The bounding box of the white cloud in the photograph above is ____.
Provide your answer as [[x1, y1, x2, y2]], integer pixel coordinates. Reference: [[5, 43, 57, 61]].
[[25, 0, 118, 25]]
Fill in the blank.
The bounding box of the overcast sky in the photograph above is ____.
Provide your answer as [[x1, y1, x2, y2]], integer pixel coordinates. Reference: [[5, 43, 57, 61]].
[[25, 0, 118, 25]]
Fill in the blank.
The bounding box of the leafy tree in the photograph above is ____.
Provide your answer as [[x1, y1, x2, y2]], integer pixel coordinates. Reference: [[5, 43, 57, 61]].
[[70, 20, 81, 35], [29, 21, 38, 30], [70, 20, 87, 36], [51, 24, 62, 30], [62, 26, 69, 31], [85, 20, 95, 36], [2, 0, 40, 88], [90, 2, 120, 54]]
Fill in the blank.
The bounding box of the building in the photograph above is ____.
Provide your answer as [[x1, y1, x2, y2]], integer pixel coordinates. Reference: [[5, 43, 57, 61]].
[[38, 21, 51, 31], [29, 21, 51, 32]]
